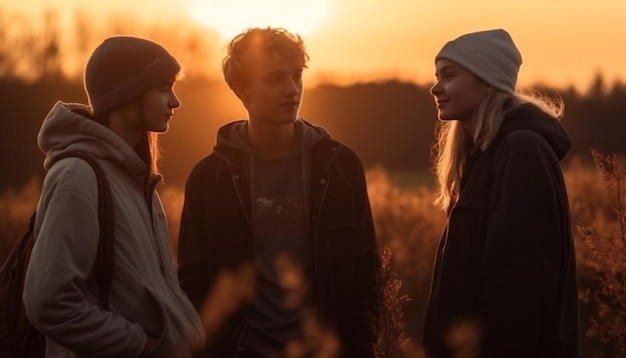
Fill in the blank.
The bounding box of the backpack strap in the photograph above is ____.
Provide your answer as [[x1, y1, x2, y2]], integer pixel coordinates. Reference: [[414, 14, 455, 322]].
[[54, 152, 114, 309]]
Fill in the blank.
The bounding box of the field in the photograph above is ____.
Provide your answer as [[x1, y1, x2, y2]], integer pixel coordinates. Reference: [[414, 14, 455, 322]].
[[1, 155, 624, 357]]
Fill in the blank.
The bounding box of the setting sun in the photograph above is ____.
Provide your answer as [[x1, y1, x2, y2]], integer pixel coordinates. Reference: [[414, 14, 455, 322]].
[[186, 0, 332, 39]]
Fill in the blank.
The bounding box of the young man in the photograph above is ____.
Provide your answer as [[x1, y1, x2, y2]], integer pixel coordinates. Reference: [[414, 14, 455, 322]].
[[23, 36, 205, 357], [178, 27, 381, 358]]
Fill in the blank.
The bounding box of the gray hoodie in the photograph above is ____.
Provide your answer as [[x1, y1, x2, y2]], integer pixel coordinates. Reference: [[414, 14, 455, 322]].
[[23, 101, 205, 358]]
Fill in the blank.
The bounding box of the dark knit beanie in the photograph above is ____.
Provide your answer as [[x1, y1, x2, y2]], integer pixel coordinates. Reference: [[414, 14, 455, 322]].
[[84, 36, 180, 116]]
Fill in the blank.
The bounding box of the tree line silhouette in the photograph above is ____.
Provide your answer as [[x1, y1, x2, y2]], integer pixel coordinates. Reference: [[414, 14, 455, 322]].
[[2, 74, 626, 192], [1, 8, 625, 192]]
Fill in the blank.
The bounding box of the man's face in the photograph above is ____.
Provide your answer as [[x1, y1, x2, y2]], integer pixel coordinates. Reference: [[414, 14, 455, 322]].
[[236, 51, 304, 126]]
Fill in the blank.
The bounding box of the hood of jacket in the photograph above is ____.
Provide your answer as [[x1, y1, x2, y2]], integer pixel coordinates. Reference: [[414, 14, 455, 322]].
[[214, 118, 331, 159], [37, 101, 155, 184], [496, 102, 571, 161]]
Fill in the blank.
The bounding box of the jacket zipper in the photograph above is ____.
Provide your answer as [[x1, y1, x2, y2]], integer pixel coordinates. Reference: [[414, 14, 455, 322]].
[[229, 170, 253, 357], [312, 175, 329, 326], [146, 191, 168, 283], [311, 145, 341, 326]]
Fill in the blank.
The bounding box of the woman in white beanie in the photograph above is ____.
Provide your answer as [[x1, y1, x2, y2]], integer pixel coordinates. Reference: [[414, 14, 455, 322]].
[[423, 29, 580, 357], [22, 36, 205, 357]]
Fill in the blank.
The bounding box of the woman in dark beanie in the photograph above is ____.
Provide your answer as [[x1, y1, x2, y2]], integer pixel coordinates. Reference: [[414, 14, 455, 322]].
[[23, 36, 204, 357], [423, 29, 580, 357]]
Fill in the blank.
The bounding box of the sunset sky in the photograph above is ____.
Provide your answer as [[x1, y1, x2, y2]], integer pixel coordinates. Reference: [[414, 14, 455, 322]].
[[2, 0, 625, 92]]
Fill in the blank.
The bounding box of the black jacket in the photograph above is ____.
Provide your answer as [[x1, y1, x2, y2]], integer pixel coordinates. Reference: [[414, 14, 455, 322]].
[[178, 121, 381, 358], [423, 103, 580, 357]]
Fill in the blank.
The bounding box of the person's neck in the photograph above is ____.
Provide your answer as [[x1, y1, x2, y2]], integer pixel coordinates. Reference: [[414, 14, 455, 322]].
[[108, 110, 142, 147], [247, 120, 297, 158]]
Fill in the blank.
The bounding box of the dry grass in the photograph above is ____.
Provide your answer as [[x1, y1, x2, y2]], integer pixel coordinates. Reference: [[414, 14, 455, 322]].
[[1, 157, 624, 357], [570, 150, 626, 355]]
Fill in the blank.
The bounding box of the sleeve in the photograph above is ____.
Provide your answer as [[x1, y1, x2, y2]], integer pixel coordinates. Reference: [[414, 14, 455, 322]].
[[478, 139, 568, 357], [177, 161, 212, 310], [23, 165, 146, 357]]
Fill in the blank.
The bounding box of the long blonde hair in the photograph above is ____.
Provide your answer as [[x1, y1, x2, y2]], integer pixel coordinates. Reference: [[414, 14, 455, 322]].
[[432, 89, 564, 212]]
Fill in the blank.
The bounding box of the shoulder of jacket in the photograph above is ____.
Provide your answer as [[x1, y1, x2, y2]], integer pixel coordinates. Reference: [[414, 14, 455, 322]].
[[48, 157, 100, 184], [496, 129, 551, 156], [312, 138, 348, 157], [190, 152, 225, 170], [40, 158, 103, 207], [186, 151, 235, 184], [311, 139, 364, 173]]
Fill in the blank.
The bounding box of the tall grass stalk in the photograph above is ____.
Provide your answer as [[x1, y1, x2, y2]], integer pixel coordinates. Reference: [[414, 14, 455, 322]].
[[574, 149, 626, 354]]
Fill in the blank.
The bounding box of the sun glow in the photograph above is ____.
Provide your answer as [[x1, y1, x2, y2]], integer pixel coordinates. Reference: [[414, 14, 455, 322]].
[[187, 0, 332, 39]]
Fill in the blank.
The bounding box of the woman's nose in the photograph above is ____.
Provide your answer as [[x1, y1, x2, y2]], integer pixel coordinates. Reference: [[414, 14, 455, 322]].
[[430, 81, 442, 96], [170, 93, 181, 109]]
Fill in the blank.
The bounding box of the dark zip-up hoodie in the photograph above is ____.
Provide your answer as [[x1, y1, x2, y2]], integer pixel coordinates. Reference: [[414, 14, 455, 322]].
[[178, 119, 381, 358], [423, 103, 580, 358], [217, 119, 328, 355]]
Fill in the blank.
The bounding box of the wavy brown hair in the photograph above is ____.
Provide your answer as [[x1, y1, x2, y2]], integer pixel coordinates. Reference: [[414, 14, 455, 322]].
[[222, 27, 309, 90]]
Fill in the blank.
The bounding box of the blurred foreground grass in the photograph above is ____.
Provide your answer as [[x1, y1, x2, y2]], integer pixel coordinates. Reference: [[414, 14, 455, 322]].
[[1, 157, 623, 357]]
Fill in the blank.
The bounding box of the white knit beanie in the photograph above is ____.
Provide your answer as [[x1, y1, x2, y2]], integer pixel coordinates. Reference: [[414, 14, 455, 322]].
[[435, 29, 522, 94]]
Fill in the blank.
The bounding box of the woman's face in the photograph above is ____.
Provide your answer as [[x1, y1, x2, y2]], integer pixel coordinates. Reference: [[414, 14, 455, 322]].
[[107, 80, 180, 147], [140, 81, 181, 133], [430, 59, 492, 126]]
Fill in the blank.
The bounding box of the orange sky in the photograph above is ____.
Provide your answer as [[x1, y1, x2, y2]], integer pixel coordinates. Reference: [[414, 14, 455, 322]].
[[3, 0, 626, 92]]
